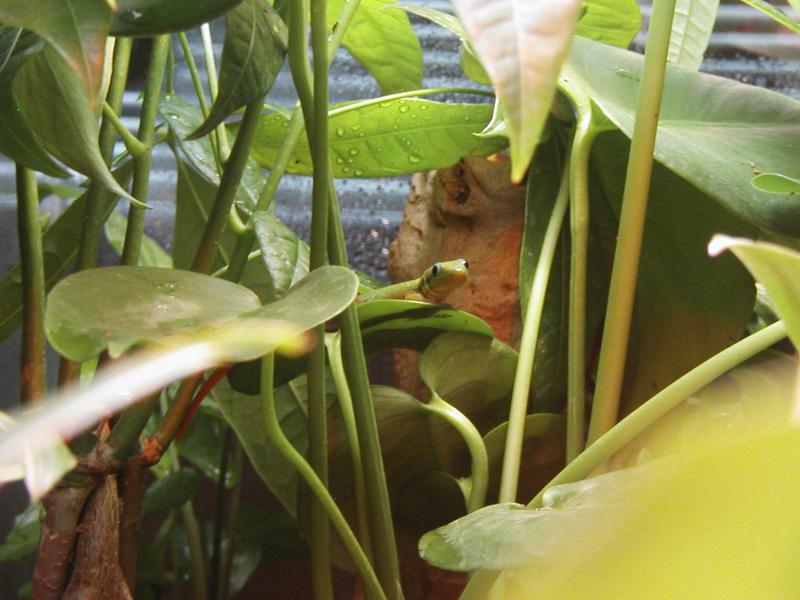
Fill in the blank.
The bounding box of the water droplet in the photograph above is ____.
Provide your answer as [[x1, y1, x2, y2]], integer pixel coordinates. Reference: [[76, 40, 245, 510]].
[[336, 157, 345, 165], [419, 104, 428, 111], [347, 158, 355, 164], [336, 127, 345, 137], [343, 166, 352, 174], [408, 155, 421, 164], [348, 148, 359, 156], [354, 169, 364, 176], [399, 104, 409, 113]]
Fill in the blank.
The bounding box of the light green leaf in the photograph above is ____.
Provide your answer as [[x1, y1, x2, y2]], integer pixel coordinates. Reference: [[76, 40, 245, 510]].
[[752, 172, 800, 195], [565, 35, 800, 237], [111, 0, 246, 36], [13, 45, 136, 203], [668, 0, 719, 70], [0, 0, 111, 105], [250, 98, 504, 177], [104, 210, 172, 268], [709, 236, 800, 348], [0, 503, 42, 563], [740, 0, 800, 34], [576, 0, 642, 48], [329, 0, 422, 93], [189, 0, 287, 139], [451, 0, 582, 182]]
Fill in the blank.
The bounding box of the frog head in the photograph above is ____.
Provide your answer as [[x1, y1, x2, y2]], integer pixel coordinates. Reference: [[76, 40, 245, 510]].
[[419, 258, 469, 301]]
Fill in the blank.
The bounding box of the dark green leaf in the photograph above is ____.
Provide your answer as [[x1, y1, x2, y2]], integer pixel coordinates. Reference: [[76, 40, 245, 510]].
[[104, 209, 172, 268], [249, 99, 505, 178], [13, 45, 135, 203], [328, 0, 422, 94], [235, 502, 306, 561], [44, 266, 262, 360], [177, 407, 237, 488], [396, 471, 466, 536], [252, 210, 309, 300], [565, 36, 800, 237], [142, 468, 201, 514], [189, 0, 287, 139], [0, 503, 42, 562], [111, 0, 247, 37], [0, 0, 111, 105], [228, 538, 261, 595]]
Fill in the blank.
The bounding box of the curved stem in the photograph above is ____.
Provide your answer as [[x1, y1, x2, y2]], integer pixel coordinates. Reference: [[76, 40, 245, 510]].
[[260, 354, 387, 600], [425, 395, 488, 513], [498, 158, 570, 504], [101, 101, 147, 158], [531, 320, 787, 507], [587, 0, 678, 444]]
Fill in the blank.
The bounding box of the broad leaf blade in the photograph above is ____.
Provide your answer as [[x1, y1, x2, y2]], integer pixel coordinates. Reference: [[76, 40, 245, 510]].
[[111, 0, 247, 36], [252, 210, 310, 300], [668, 0, 719, 70], [189, 0, 287, 139], [451, 0, 582, 182], [576, 0, 641, 48]]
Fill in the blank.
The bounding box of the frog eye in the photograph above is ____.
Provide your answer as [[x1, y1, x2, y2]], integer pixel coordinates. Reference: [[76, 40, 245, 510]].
[[431, 263, 441, 276], [462, 259, 469, 269]]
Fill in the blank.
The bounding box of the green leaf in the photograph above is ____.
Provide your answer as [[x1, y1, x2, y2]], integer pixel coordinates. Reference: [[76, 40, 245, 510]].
[[104, 209, 172, 268], [235, 502, 306, 561], [12, 45, 136, 203], [0, 27, 68, 176], [249, 98, 504, 177], [564, 36, 800, 237], [252, 210, 309, 300], [177, 407, 237, 488], [142, 468, 201, 514], [483, 414, 565, 504], [668, 0, 719, 70], [0, 162, 133, 342], [593, 132, 755, 414], [451, 0, 582, 182], [110, 0, 247, 36], [709, 237, 800, 348], [0, 503, 43, 562], [45, 266, 262, 361], [752, 172, 800, 195], [0, 0, 111, 105], [740, 0, 800, 34], [328, 0, 422, 94], [576, 0, 642, 48], [189, 0, 287, 139]]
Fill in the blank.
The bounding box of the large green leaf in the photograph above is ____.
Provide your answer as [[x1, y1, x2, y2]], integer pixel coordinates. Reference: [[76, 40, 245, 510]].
[[564, 36, 800, 237], [328, 0, 422, 94], [45, 266, 262, 360], [592, 132, 755, 414], [0, 0, 111, 105], [0, 163, 134, 342], [249, 99, 505, 178], [13, 44, 134, 202], [451, 0, 582, 182], [668, 0, 719, 70], [189, 0, 287, 139], [709, 237, 800, 348], [0, 27, 67, 176], [110, 0, 246, 36], [576, 0, 641, 48]]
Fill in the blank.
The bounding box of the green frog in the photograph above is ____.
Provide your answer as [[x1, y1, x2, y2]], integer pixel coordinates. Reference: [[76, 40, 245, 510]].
[[359, 258, 469, 302]]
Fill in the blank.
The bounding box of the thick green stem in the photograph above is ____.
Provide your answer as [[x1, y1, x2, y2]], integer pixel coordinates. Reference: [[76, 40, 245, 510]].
[[101, 101, 147, 158], [566, 118, 599, 462], [587, 0, 677, 444], [191, 99, 264, 274], [531, 320, 787, 507], [498, 160, 570, 504], [16, 165, 46, 403], [121, 35, 170, 266], [260, 354, 387, 600]]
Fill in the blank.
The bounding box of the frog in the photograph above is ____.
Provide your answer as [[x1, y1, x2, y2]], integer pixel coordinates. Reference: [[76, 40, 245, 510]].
[[358, 258, 469, 303]]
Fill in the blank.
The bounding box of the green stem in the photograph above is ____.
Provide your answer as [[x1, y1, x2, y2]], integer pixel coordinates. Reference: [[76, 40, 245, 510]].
[[566, 117, 599, 462], [587, 0, 677, 444], [425, 395, 488, 512], [165, 39, 175, 95], [16, 165, 46, 403], [121, 35, 170, 266], [217, 442, 243, 600], [208, 429, 231, 598], [531, 320, 788, 507], [200, 23, 231, 161], [190, 99, 264, 274], [107, 392, 160, 460], [498, 158, 570, 504], [260, 353, 387, 600], [101, 101, 148, 158]]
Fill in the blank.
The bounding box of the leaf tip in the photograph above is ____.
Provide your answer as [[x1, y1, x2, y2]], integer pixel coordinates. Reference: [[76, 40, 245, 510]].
[[708, 234, 750, 258]]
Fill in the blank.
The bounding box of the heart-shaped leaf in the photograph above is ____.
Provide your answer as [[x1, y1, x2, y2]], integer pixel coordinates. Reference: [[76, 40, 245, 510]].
[[189, 0, 287, 139], [668, 0, 720, 70], [328, 0, 422, 94], [249, 98, 504, 178], [0, 0, 111, 105], [110, 0, 246, 36], [451, 0, 582, 182]]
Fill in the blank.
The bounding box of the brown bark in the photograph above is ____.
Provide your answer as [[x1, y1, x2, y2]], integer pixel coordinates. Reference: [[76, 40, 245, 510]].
[[62, 475, 132, 600], [118, 462, 145, 592]]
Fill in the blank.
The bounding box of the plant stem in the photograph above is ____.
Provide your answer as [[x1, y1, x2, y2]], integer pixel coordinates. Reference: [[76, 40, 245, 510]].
[[200, 23, 231, 161], [16, 165, 46, 404], [566, 116, 599, 462], [531, 320, 787, 507], [121, 34, 170, 266], [260, 353, 387, 600], [426, 395, 488, 512], [498, 159, 570, 504], [217, 441, 243, 600], [587, 0, 677, 444], [101, 101, 148, 158]]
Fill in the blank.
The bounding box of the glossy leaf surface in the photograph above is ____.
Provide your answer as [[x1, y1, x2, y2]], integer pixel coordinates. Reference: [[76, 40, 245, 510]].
[[111, 0, 246, 36], [249, 99, 504, 177], [252, 210, 310, 300]]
